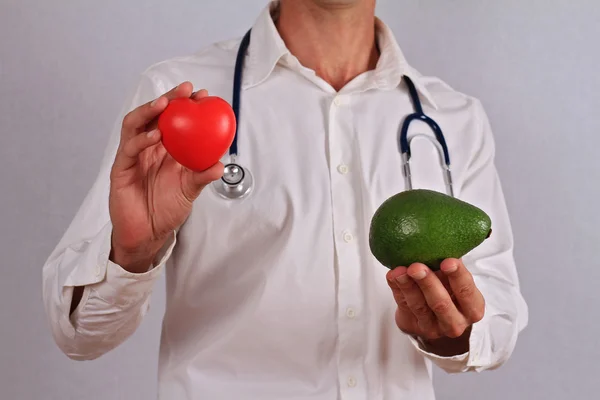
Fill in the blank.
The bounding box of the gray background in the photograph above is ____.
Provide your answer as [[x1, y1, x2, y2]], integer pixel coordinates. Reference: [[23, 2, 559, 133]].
[[1, 0, 598, 399]]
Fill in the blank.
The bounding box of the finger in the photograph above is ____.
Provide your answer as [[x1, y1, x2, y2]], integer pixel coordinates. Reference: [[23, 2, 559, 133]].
[[435, 270, 453, 299], [144, 85, 201, 132], [166, 81, 194, 100], [123, 129, 162, 158], [121, 82, 194, 136], [145, 86, 202, 133], [440, 258, 485, 323], [394, 267, 440, 338], [386, 268, 410, 310], [407, 263, 469, 338], [113, 129, 162, 171], [394, 307, 420, 336], [387, 270, 420, 335], [191, 89, 209, 101], [180, 162, 225, 202]]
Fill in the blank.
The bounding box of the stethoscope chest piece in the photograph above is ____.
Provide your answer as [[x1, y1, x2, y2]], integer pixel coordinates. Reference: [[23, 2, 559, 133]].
[[212, 163, 254, 200]]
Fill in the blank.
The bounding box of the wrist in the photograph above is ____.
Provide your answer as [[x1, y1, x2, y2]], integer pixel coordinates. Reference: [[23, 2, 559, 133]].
[[110, 235, 169, 274], [415, 325, 472, 357]]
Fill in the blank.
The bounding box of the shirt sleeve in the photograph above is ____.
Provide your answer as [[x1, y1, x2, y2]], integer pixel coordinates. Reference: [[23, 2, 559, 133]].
[[407, 99, 529, 373], [41, 71, 177, 361]]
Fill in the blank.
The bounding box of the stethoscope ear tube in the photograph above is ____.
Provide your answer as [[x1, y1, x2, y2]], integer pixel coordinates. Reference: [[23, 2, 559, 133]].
[[212, 29, 254, 200], [229, 30, 252, 157], [401, 134, 454, 197], [400, 76, 454, 197], [212, 31, 455, 201]]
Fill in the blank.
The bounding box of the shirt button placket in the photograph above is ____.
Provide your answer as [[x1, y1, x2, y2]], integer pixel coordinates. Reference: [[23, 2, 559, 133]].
[[327, 93, 367, 399]]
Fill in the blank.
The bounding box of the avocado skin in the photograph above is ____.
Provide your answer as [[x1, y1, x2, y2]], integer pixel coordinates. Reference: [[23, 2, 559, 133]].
[[368, 189, 492, 271]]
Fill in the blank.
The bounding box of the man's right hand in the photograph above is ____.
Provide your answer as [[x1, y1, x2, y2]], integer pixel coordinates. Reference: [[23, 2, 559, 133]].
[[108, 82, 224, 273]]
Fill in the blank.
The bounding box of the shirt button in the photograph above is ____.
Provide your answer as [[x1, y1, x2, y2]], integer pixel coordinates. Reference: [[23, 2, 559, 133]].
[[343, 231, 354, 243], [346, 308, 356, 319], [347, 376, 357, 388], [337, 164, 349, 174], [333, 95, 347, 106]]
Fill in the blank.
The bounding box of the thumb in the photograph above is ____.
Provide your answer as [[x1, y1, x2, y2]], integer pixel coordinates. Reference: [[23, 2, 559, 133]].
[[181, 162, 224, 201], [182, 162, 224, 198], [192, 162, 225, 186]]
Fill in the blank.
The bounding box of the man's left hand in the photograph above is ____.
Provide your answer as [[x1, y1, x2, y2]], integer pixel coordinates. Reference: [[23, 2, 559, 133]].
[[386, 258, 485, 356]]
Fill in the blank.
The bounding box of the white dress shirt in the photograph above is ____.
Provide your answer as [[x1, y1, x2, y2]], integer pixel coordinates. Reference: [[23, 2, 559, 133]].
[[42, 2, 528, 399]]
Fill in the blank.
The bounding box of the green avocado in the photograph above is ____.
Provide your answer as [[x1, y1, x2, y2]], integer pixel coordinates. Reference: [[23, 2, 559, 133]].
[[368, 189, 492, 271]]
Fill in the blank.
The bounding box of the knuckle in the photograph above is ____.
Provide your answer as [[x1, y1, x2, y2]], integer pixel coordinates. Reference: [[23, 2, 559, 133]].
[[444, 324, 467, 338], [395, 309, 411, 331], [122, 112, 136, 130], [455, 284, 476, 300], [395, 296, 410, 311], [419, 279, 436, 290], [470, 308, 485, 323], [413, 304, 431, 317], [109, 164, 127, 183], [423, 330, 442, 341], [431, 299, 453, 315], [398, 298, 409, 308], [122, 137, 136, 156], [417, 318, 436, 333], [109, 167, 118, 182]]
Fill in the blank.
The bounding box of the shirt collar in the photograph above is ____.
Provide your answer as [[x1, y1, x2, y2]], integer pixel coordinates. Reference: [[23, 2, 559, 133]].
[[372, 19, 439, 109], [242, 1, 289, 89], [242, 0, 438, 110]]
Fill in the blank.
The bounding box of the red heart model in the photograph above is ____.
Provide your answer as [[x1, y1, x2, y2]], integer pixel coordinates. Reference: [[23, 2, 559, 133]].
[[158, 96, 236, 172]]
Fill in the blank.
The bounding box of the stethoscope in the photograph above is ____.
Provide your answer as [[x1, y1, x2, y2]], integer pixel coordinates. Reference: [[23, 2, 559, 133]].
[[212, 29, 454, 200]]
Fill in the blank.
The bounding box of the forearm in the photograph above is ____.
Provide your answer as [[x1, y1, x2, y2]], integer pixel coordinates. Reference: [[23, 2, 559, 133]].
[[69, 231, 169, 316], [66, 260, 165, 360], [43, 221, 176, 360]]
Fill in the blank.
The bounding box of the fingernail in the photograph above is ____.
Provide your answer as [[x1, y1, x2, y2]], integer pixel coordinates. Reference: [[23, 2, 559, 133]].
[[441, 261, 459, 274], [395, 274, 409, 284], [410, 270, 427, 280], [152, 96, 164, 107], [443, 264, 458, 274], [147, 129, 158, 138]]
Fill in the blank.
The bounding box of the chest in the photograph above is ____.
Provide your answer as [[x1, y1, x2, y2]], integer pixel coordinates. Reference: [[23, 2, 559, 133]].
[[177, 77, 480, 266]]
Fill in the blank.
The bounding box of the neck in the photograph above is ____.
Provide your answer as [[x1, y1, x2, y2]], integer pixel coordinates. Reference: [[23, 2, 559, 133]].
[[276, 0, 379, 91]]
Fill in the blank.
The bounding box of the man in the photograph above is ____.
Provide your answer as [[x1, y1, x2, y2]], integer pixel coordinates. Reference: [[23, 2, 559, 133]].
[[42, 0, 528, 398]]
